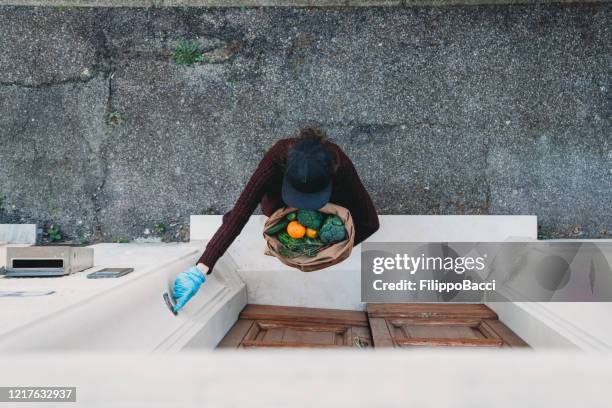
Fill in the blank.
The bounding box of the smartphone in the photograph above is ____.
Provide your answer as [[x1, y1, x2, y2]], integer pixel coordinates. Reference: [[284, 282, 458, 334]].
[[87, 268, 134, 279]]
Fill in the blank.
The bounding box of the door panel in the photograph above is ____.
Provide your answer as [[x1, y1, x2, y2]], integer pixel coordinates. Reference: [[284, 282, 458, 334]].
[[245, 320, 350, 347], [218, 304, 527, 349], [367, 304, 528, 348], [218, 305, 371, 349]]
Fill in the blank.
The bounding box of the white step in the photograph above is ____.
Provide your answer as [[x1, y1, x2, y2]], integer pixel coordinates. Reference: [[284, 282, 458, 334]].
[[0, 223, 36, 244], [0, 242, 246, 352], [3, 351, 611, 408], [488, 241, 612, 351], [190, 214, 537, 310]]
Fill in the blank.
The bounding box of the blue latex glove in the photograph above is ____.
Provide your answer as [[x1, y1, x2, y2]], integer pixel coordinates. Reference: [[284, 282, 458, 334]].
[[172, 266, 206, 313]]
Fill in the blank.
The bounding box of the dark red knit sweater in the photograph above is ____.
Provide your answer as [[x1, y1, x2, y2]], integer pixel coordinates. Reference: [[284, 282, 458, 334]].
[[198, 138, 380, 273]]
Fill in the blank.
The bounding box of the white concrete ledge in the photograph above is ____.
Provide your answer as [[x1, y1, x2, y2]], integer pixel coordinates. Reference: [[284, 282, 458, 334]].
[[0, 242, 246, 352], [190, 214, 538, 243], [191, 214, 537, 310], [489, 301, 612, 351], [0, 224, 36, 244], [2, 352, 611, 407], [486, 239, 612, 352]]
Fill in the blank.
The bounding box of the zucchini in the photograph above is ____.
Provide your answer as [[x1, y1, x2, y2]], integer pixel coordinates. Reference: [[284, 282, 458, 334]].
[[285, 212, 297, 221], [265, 219, 289, 235]]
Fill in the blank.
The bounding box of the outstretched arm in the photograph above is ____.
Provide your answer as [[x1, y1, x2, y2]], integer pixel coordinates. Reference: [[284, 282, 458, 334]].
[[197, 141, 284, 274], [170, 141, 286, 313]]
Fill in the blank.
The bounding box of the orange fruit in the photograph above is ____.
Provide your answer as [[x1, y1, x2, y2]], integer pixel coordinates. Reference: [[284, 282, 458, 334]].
[[287, 221, 306, 239], [305, 228, 318, 238]]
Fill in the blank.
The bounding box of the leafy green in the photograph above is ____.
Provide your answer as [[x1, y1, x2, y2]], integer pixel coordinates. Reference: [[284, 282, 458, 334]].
[[277, 231, 324, 258], [297, 209, 325, 230], [174, 40, 204, 66], [47, 226, 62, 242], [319, 216, 346, 244]]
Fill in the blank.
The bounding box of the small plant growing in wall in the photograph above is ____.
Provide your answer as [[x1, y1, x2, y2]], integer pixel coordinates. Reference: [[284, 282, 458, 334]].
[[200, 206, 217, 215], [46, 225, 62, 242], [174, 40, 205, 66], [113, 237, 130, 243], [153, 222, 166, 235], [108, 111, 127, 128], [537, 225, 557, 240]]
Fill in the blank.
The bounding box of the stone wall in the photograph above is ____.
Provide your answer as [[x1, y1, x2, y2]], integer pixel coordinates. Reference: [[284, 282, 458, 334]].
[[0, 4, 610, 242]]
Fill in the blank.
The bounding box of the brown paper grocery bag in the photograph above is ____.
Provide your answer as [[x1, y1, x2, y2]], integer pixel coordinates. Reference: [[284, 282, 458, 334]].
[[263, 203, 355, 272]]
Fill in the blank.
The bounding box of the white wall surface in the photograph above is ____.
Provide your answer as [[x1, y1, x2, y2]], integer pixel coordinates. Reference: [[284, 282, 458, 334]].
[[0, 223, 36, 244], [191, 214, 538, 310], [488, 239, 612, 351], [1, 351, 610, 408]]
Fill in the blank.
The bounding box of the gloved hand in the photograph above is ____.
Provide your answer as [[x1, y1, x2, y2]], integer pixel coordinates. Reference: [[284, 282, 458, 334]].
[[172, 265, 206, 313]]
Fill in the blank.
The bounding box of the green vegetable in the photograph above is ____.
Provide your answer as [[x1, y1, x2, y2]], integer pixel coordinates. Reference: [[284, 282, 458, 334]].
[[319, 215, 346, 244], [265, 219, 289, 235], [329, 215, 344, 226], [303, 237, 323, 246], [270, 211, 344, 258], [277, 231, 325, 258], [297, 209, 325, 230], [278, 231, 301, 248], [279, 246, 320, 258]]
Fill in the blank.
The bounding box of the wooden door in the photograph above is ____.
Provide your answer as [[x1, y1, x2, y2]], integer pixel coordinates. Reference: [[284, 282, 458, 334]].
[[218, 304, 372, 349], [367, 304, 528, 348]]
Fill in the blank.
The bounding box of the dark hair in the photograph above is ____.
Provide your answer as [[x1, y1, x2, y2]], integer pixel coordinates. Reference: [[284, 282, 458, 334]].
[[288, 127, 339, 172], [296, 126, 327, 142]]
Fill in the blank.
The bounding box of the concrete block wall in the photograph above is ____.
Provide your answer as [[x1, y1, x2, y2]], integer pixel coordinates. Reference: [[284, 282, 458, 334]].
[[0, 4, 610, 243], [0, 1, 607, 7]]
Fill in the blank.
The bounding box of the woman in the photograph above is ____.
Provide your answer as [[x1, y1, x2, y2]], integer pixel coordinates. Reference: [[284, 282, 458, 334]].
[[171, 127, 379, 312]]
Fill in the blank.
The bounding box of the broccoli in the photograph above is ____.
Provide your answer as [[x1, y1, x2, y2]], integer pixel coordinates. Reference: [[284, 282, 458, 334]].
[[319, 215, 346, 244], [297, 209, 325, 230]]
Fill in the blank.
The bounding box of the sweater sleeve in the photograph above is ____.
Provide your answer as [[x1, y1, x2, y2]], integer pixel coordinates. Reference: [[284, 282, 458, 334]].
[[335, 150, 380, 246], [197, 142, 283, 273]]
